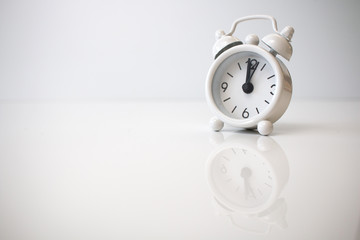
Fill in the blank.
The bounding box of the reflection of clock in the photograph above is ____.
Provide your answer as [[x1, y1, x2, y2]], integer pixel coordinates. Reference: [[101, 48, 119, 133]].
[[207, 133, 289, 233], [211, 145, 275, 210]]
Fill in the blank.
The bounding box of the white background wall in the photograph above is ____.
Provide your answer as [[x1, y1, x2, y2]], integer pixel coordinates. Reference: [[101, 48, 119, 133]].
[[0, 0, 359, 101]]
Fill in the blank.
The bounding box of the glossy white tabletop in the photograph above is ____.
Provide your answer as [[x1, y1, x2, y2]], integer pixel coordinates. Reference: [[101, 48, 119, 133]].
[[0, 99, 359, 240]]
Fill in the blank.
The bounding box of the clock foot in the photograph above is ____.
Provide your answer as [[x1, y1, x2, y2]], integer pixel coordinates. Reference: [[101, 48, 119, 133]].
[[210, 117, 224, 131], [257, 120, 273, 136]]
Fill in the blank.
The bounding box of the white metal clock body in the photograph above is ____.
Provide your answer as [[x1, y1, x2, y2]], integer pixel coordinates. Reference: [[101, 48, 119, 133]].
[[205, 15, 294, 135], [206, 44, 292, 130]]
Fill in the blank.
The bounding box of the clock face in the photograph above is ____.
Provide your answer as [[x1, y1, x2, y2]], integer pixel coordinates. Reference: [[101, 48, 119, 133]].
[[211, 51, 277, 120], [209, 146, 274, 209]]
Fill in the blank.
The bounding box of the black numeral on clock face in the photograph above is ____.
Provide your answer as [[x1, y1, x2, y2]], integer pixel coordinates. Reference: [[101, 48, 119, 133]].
[[242, 108, 249, 118], [221, 82, 228, 92], [270, 84, 276, 95], [245, 59, 259, 70]]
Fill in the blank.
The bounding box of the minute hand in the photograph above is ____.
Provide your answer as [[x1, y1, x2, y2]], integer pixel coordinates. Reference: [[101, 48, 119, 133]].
[[246, 58, 252, 83], [242, 58, 254, 94]]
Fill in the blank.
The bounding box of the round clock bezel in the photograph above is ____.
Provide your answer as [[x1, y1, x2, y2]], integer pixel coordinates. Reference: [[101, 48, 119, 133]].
[[206, 44, 286, 129]]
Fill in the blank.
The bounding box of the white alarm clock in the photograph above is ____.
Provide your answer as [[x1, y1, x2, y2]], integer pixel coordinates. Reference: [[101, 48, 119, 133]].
[[205, 15, 294, 135]]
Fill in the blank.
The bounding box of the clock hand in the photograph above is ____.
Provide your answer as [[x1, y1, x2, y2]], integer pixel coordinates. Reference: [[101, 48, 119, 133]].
[[242, 58, 254, 94], [241, 167, 255, 199], [246, 58, 251, 82]]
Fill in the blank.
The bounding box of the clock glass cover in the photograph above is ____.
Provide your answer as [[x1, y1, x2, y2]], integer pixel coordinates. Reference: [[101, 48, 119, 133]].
[[212, 51, 277, 120]]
